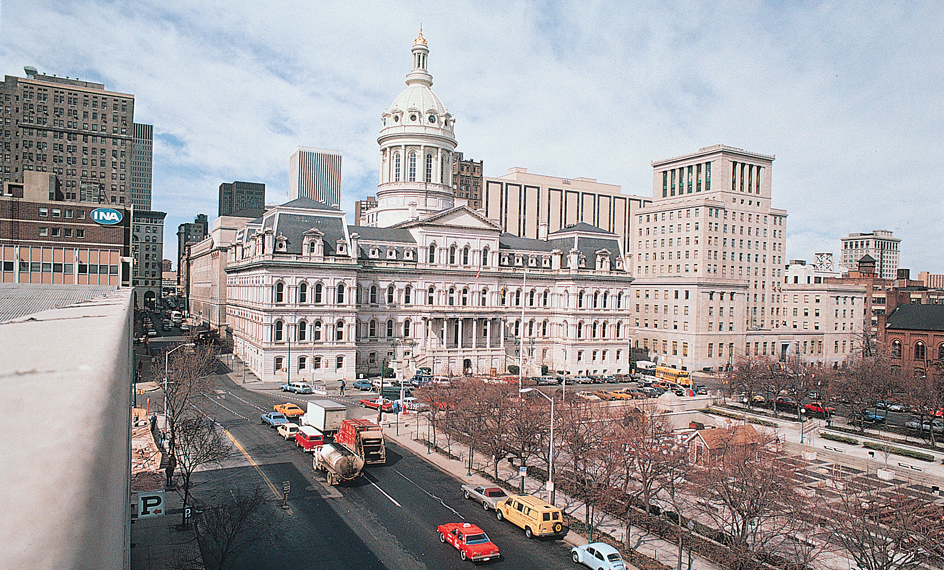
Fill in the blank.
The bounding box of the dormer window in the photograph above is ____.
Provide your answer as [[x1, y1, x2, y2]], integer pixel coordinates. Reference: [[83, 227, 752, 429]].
[[404, 249, 415, 261], [542, 256, 550, 267], [370, 247, 379, 259], [386, 248, 397, 259], [528, 257, 537, 267], [337, 241, 347, 255], [514, 255, 523, 266]]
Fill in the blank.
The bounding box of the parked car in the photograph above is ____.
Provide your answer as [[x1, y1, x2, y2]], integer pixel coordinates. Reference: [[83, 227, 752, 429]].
[[852, 410, 887, 424], [279, 382, 312, 394], [360, 397, 394, 412], [179, 323, 190, 332], [875, 401, 907, 413], [572, 542, 627, 570], [295, 425, 325, 451], [904, 418, 944, 434], [775, 396, 799, 411], [395, 396, 429, 411], [261, 412, 289, 427], [461, 485, 509, 511], [494, 494, 566, 538], [353, 379, 374, 391], [437, 522, 500, 563], [803, 402, 835, 417], [694, 384, 709, 395], [277, 423, 299, 440]]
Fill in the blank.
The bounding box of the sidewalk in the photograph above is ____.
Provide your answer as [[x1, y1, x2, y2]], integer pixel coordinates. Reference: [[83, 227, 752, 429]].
[[131, 484, 204, 570]]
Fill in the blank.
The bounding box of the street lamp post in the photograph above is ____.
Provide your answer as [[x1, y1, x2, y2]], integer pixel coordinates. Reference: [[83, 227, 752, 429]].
[[520, 388, 555, 505], [164, 342, 195, 420]]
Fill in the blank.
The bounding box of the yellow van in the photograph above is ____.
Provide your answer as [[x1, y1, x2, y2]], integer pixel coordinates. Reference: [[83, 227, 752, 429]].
[[495, 494, 566, 538]]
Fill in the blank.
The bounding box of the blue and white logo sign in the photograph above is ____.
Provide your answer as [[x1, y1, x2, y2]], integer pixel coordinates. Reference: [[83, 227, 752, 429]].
[[90, 207, 123, 225]]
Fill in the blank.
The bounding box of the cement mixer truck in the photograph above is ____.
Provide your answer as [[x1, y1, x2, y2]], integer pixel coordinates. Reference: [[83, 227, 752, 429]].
[[313, 443, 365, 486]]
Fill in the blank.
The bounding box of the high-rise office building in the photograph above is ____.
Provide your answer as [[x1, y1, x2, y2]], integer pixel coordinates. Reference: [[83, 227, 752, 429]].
[[289, 147, 341, 207], [130, 123, 152, 209], [219, 180, 265, 217], [0, 66, 135, 205], [177, 213, 208, 280], [452, 152, 482, 209], [131, 210, 165, 307], [840, 230, 900, 280]]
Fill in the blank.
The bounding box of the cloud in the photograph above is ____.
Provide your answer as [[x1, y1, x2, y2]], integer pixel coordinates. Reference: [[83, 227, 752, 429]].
[[1, 0, 941, 272]]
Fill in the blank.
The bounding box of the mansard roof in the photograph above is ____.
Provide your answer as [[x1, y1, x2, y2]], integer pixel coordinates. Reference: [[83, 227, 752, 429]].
[[348, 225, 417, 244]]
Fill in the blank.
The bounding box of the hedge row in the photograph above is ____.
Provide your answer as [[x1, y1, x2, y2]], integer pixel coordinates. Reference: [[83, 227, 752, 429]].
[[862, 440, 936, 462], [819, 432, 858, 445], [701, 407, 778, 428]]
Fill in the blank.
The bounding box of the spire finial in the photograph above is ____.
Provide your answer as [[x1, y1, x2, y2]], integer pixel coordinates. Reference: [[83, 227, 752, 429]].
[[415, 26, 427, 46]]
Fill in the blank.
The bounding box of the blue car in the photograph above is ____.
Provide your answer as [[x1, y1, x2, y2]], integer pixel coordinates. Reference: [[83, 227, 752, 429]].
[[261, 412, 289, 427], [852, 410, 887, 424], [353, 379, 374, 391]]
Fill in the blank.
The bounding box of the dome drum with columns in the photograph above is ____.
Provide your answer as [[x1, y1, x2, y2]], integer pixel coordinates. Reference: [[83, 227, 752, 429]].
[[373, 30, 457, 227]]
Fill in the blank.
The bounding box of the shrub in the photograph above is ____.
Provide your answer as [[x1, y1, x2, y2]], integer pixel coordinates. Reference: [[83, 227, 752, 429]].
[[702, 408, 778, 428], [862, 441, 935, 462], [820, 432, 858, 445]]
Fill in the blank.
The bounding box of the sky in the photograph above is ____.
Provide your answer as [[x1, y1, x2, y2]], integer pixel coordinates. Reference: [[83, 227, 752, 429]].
[[1, 1, 942, 273]]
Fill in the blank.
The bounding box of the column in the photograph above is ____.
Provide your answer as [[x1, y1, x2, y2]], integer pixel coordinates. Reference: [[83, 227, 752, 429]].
[[472, 319, 478, 350]]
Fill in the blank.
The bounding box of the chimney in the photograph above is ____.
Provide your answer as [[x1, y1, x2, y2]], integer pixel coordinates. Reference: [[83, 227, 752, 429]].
[[539, 222, 548, 241]]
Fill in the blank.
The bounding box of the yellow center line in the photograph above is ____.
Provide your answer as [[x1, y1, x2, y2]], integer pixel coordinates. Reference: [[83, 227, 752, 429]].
[[224, 429, 294, 515]]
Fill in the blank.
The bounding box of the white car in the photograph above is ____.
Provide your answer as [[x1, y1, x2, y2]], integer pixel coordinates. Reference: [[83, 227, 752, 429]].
[[395, 397, 429, 411], [277, 423, 299, 440], [571, 542, 626, 570], [179, 323, 190, 332]]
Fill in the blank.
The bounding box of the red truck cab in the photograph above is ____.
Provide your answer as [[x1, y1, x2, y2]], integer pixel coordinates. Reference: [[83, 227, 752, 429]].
[[295, 425, 325, 451]]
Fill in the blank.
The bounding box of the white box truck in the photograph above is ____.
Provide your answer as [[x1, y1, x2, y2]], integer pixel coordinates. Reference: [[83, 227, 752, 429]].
[[301, 400, 346, 437]]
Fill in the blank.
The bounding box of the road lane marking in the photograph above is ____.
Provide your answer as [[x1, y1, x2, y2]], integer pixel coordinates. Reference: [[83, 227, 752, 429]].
[[392, 468, 464, 519], [364, 475, 402, 508], [223, 429, 294, 516], [204, 397, 249, 420], [224, 390, 267, 411]]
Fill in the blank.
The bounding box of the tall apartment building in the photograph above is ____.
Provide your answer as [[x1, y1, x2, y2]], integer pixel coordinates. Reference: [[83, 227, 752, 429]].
[[354, 196, 376, 223], [130, 123, 152, 209], [840, 230, 900, 280], [176, 214, 208, 277], [218, 180, 265, 217], [289, 147, 342, 207], [628, 145, 788, 370], [453, 152, 482, 209], [131, 210, 165, 307], [0, 66, 135, 205], [482, 168, 650, 254], [918, 271, 944, 289]]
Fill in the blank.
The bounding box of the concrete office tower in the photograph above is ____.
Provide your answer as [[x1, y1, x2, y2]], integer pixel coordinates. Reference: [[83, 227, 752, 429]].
[[130, 123, 152, 209], [367, 30, 457, 227], [219, 180, 265, 217], [840, 230, 900, 280], [131, 210, 165, 307], [0, 66, 135, 205], [289, 147, 342, 207], [628, 145, 789, 371]]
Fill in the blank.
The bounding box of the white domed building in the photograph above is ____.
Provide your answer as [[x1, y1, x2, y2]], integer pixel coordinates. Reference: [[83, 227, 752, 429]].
[[367, 30, 458, 227]]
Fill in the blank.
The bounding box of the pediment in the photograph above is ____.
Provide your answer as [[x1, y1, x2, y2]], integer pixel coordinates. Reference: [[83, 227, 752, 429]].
[[394, 206, 503, 232]]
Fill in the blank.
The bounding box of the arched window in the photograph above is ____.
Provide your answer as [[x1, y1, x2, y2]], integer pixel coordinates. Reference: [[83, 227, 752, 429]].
[[462, 247, 470, 265], [528, 320, 534, 337], [481, 247, 489, 266], [593, 292, 599, 308], [369, 320, 377, 337], [891, 340, 902, 358], [313, 320, 322, 341], [313, 356, 322, 369], [274, 282, 285, 304], [274, 320, 284, 341], [617, 292, 623, 309], [394, 153, 401, 182], [514, 320, 520, 337], [314, 283, 323, 303], [601, 321, 607, 339], [578, 291, 585, 308], [500, 288, 507, 305], [336, 283, 345, 304], [336, 356, 344, 370], [440, 155, 447, 184], [274, 357, 284, 373], [428, 244, 436, 263], [448, 288, 455, 306], [529, 290, 536, 307], [297, 320, 307, 341], [449, 246, 456, 264], [939, 344, 944, 361], [481, 288, 488, 306], [542, 320, 549, 337], [335, 321, 344, 341], [404, 285, 412, 304], [387, 285, 395, 304], [577, 322, 583, 339], [428, 286, 435, 305], [616, 322, 622, 337], [425, 153, 433, 182], [298, 356, 307, 371], [915, 341, 926, 361], [369, 285, 378, 304], [602, 292, 608, 308], [592, 322, 598, 338], [408, 152, 416, 181], [515, 289, 522, 306], [543, 290, 549, 307], [386, 320, 394, 338], [461, 288, 468, 306], [299, 282, 308, 303], [403, 319, 411, 338]]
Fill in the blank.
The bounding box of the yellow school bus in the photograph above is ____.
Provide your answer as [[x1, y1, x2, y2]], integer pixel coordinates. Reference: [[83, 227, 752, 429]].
[[655, 365, 691, 386]]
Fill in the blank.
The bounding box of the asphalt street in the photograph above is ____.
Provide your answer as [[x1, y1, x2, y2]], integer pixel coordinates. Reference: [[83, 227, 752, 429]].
[[187, 372, 576, 569]]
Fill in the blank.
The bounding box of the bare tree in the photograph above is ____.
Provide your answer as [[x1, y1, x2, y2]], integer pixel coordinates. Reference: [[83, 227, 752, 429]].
[[838, 354, 897, 433], [690, 429, 810, 570], [505, 394, 547, 478], [726, 356, 775, 411], [173, 416, 232, 527], [158, 345, 218, 458], [824, 475, 944, 570], [902, 366, 944, 448], [197, 487, 272, 570]]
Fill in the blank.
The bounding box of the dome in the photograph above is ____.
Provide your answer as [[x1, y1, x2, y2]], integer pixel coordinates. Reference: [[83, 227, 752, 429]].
[[386, 83, 447, 117], [379, 30, 454, 134]]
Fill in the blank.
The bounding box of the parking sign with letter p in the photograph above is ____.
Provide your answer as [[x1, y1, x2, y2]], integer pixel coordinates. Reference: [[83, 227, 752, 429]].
[[137, 490, 165, 519]]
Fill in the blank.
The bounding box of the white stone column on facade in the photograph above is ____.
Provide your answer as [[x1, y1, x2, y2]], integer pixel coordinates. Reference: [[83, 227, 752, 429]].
[[472, 319, 478, 350], [458, 319, 464, 350]]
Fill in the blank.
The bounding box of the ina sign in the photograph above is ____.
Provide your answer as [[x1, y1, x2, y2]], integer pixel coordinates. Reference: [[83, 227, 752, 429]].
[[90, 207, 123, 225]]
